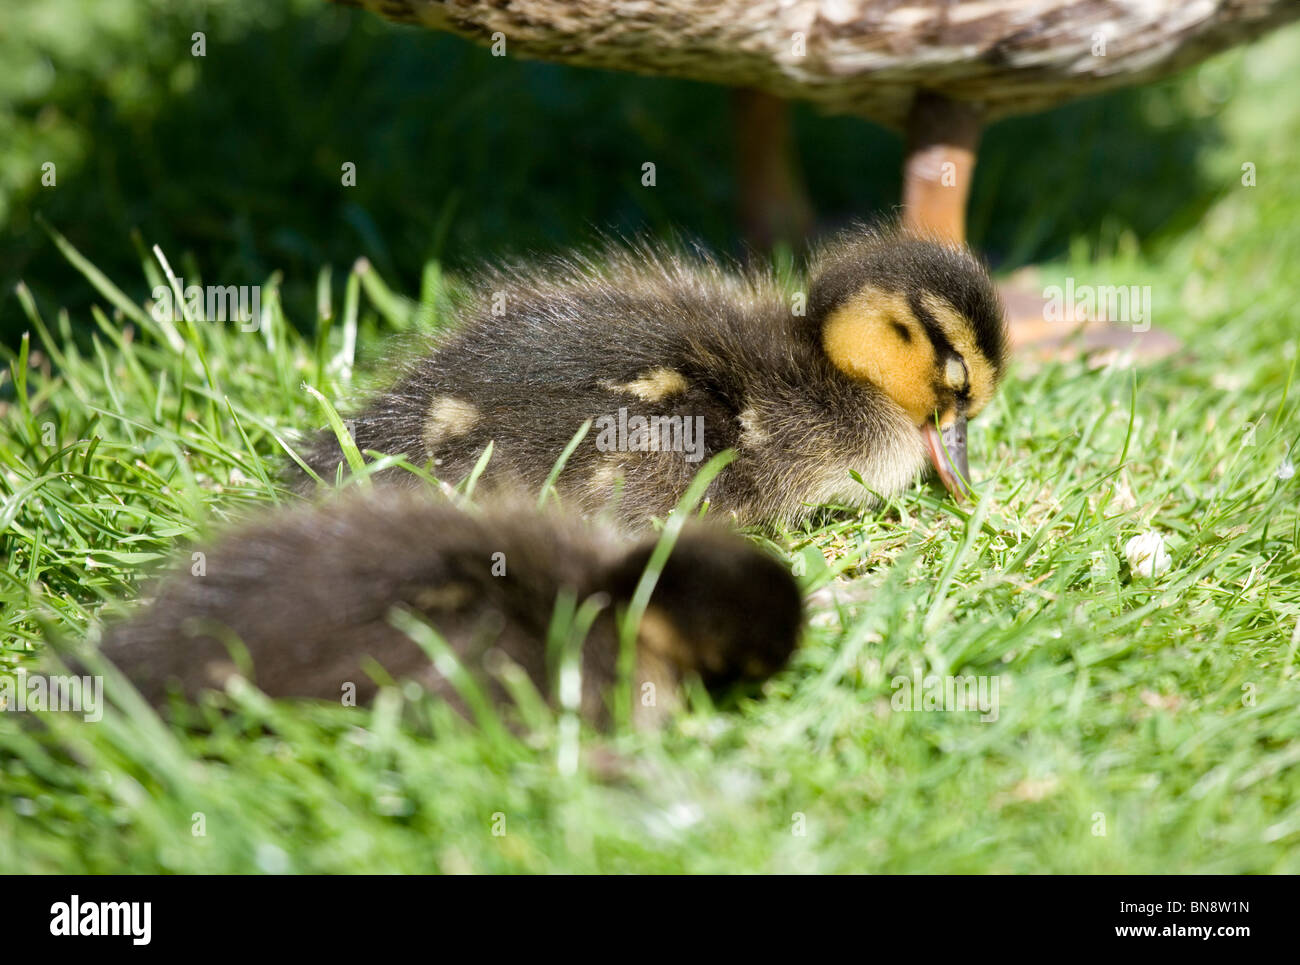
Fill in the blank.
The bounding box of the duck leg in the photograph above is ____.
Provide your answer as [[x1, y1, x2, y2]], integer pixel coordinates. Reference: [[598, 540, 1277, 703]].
[[901, 90, 1179, 363], [732, 88, 814, 251], [901, 91, 981, 244]]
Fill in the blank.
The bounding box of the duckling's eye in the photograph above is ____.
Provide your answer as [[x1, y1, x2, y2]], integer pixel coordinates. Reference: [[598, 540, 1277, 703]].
[[944, 356, 969, 391], [890, 320, 912, 343]]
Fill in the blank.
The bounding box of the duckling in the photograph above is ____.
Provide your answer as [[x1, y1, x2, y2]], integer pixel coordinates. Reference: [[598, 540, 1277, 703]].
[[300, 225, 1007, 528], [93, 491, 802, 727]]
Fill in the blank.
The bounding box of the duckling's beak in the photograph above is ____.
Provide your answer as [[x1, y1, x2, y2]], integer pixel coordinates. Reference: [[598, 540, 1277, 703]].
[[921, 416, 973, 501]]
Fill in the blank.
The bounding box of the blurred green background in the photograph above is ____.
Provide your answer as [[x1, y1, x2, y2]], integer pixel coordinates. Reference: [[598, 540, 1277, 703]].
[[0, 0, 1244, 345]]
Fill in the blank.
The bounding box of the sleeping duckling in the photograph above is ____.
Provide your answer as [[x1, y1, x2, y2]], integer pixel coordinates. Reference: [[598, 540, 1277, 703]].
[[93, 491, 802, 727], [300, 225, 1007, 528]]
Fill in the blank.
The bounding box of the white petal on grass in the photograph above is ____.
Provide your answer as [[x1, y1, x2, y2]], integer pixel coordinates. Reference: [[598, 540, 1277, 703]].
[[1125, 532, 1172, 579], [642, 801, 704, 842], [1278, 457, 1295, 481], [254, 842, 290, 874]]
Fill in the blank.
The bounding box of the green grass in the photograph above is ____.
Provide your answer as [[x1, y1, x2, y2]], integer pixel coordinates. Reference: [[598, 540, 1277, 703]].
[[2, 25, 1299, 873]]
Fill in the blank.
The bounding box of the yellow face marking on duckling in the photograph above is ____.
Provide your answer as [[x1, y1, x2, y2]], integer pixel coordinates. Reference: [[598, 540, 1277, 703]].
[[632, 605, 690, 729], [608, 367, 688, 402], [637, 605, 695, 669], [821, 286, 939, 426], [423, 396, 481, 452], [637, 604, 738, 682], [922, 293, 997, 416]]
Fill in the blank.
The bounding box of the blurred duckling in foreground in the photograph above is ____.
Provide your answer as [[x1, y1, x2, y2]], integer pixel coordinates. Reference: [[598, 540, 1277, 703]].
[[95, 491, 802, 727], [301, 226, 1008, 527]]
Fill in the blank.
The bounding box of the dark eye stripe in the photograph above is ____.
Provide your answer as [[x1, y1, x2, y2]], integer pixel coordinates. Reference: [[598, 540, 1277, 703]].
[[891, 321, 912, 343], [906, 290, 957, 359]]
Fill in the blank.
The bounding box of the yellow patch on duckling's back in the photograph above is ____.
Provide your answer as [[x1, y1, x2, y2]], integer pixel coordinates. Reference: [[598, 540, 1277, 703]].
[[737, 405, 770, 449], [423, 396, 481, 453], [584, 459, 627, 502], [822, 287, 938, 425], [412, 582, 475, 611], [606, 367, 688, 402]]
